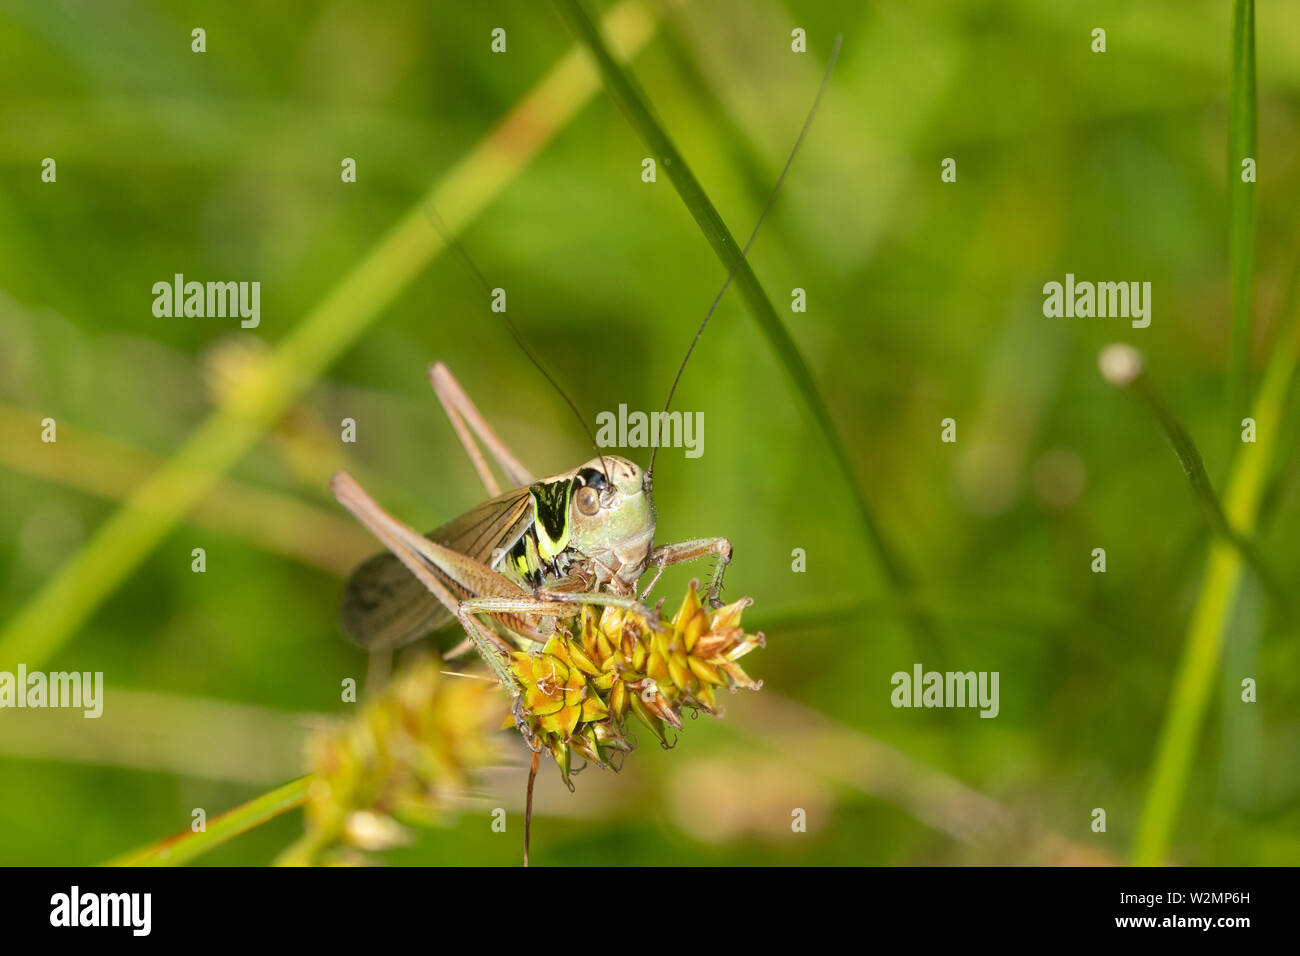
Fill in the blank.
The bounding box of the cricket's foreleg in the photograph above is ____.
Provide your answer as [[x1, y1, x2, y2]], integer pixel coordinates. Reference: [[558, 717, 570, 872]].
[[641, 537, 733, 607], [430, 363, 536, 495]]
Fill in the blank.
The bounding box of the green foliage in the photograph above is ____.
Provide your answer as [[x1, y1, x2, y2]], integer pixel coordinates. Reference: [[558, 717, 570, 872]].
[[1, 0, 1298, 866]]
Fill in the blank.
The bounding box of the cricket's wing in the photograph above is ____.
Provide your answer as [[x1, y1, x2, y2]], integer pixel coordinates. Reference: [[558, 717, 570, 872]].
[[339, 485, 535, 649]]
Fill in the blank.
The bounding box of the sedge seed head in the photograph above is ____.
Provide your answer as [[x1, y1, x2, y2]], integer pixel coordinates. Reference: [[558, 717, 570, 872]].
[[507, 581, 766, 788]]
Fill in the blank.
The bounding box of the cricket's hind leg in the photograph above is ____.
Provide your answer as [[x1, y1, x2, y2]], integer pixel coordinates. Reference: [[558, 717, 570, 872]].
[[429, 362, 536, 495], [333, 470, 535, 688]]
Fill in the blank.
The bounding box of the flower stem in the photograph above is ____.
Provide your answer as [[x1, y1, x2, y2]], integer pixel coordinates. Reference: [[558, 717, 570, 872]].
[[107, 776, 311, 867]]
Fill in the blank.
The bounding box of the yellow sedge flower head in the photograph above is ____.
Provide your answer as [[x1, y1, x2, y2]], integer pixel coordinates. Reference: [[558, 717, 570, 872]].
[[508, 581, 765, 788]]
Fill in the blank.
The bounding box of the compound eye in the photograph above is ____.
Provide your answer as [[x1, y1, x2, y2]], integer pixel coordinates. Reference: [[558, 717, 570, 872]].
[[575, 485, 600, 516], [578, 467, 608, 492]]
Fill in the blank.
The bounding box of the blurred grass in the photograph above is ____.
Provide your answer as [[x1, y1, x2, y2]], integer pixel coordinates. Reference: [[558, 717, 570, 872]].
[[1101, 351, 1289, 608], [109, 776, 309, 867], [1132, 0, 1285, 866], [1226, 0, 1257, 442], [1134, 257, 1300, 864], [2, 0, 1299, 867], [0, 402, 374, 575], [0, 0, 666, 670], [552, 0, 938, 659]]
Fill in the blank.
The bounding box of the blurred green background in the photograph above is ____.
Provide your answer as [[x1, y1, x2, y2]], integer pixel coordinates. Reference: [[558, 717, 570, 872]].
[[1, 0, 1298, 865]]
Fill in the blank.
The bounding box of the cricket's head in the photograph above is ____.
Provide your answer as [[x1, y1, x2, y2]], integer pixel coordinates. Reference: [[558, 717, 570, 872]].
[[567, 455, 656, 576]]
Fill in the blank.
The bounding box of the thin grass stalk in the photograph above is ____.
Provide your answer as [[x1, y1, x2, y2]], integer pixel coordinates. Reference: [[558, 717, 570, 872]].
[[1099, 346, 1290, 611], [1226, 0, 1257, 446], [551, 0, 941, 659], [107, 776, 310, 867], [1132, 281, 1300, 865]]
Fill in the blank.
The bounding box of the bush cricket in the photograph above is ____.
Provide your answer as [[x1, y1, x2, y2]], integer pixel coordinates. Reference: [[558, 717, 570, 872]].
[[330, 37, 839, 863]]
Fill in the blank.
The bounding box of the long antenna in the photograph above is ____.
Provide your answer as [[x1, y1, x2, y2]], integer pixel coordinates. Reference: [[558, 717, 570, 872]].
[[648, 34, 843, 479], [423, 205, 609, 477]]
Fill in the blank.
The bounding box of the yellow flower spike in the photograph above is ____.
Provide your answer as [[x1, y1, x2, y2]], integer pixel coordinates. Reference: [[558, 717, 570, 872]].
[[672, 581, 702, 629], [500, 582, 766, 795], [580, 693, 609, 723], [565, 639, 602, 677], [562, 666, 586, 709], [599, 604, 622, 635], [646, 649, 670, 684], [693, 683, 718, 714], [682, 609, 707, 654], [510, 652, 537, 685], [540, 702, 582, 739], [727, 632, 766, 660], [568, 728, 603, 768], [651, 694, 683, 731], [579, 614, 607, 660], [630, 636, 648, 671], [523, 684, 563, 717], [542, 635, 572, 667], [709, 596, 752, 632], [692, 630, 732, 660], [687, 656, 724, 686], [295, 657, 502, 864], [668, 652, 694, 693], [628, 691, 670, 745], [521, 654, 570, 716], [609, 680, 628, 720], [540, 653, 570, 683], [553, 739, 574, 790], [719, 660, 761, 691]]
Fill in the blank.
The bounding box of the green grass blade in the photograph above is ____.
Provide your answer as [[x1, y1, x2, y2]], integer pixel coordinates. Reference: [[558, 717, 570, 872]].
[[1099, 346, 1291, 610], [106, 776, 310, 867], [0, 0, 669, 671], [551, 0, 933, 649], [1132, 270, 1300, 866], [1226, 0, 1257, 443], [1260, 231, 1300, 519], [1132, 0, 1272, 866]]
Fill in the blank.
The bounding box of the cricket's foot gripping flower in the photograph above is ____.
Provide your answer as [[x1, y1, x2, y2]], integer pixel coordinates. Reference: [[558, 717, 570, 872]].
[[508, 581, 765, 788]]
